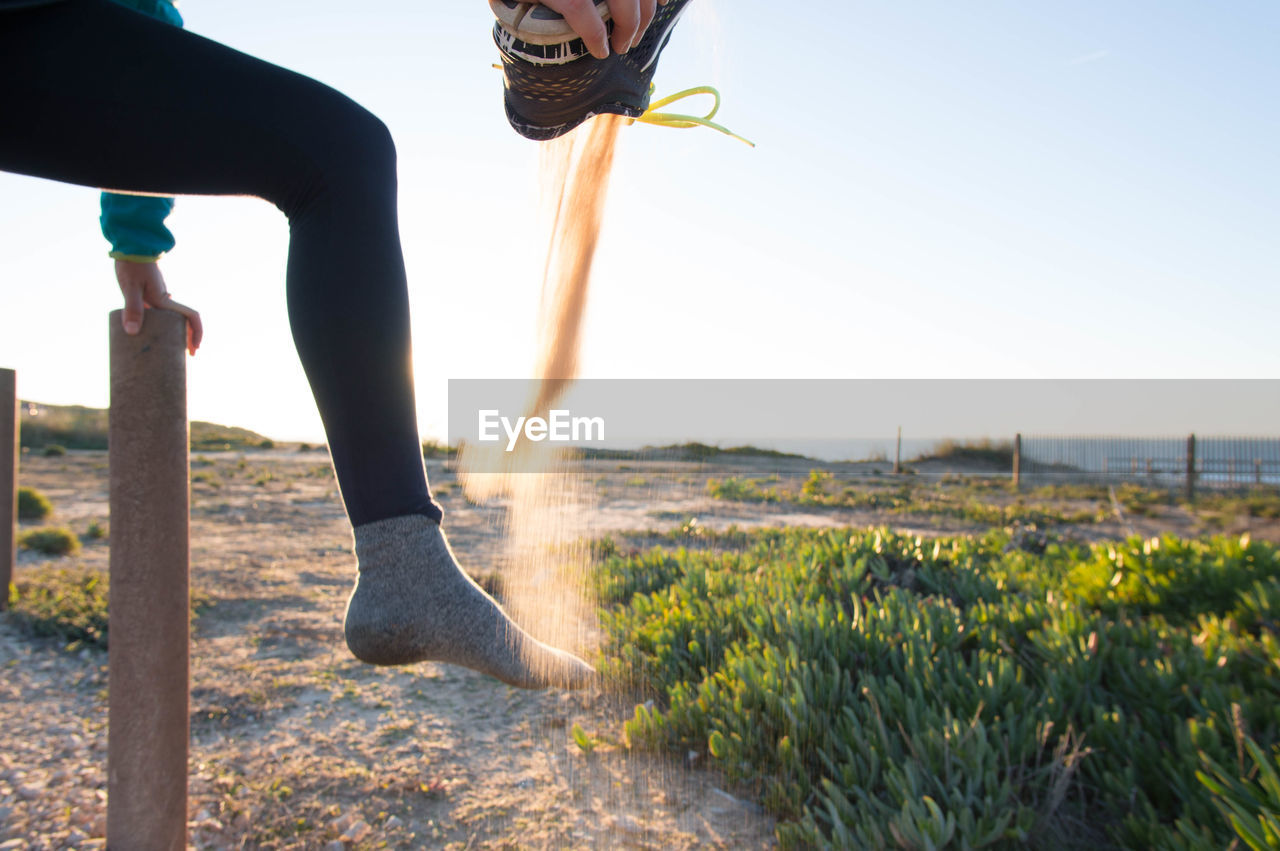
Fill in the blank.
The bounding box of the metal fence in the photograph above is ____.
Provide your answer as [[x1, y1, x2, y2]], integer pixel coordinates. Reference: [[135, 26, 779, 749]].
[[1014, 434, 1280, 495]]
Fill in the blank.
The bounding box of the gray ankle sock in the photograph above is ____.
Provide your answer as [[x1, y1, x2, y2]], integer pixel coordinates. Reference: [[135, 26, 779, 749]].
[[343, 514, 596, 690]]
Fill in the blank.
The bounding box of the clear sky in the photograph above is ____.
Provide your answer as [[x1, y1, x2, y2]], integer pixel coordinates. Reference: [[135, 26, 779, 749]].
[[1, 0, 1277, 442]]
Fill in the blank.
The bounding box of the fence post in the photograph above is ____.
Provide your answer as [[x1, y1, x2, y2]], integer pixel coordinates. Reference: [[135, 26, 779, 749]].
[[1185, 433, 1196, 503], [894, 426, 901, 475], [108, 310, 190, 851], [0, 368, 16, 611], [1013, 433, 1021, 489]]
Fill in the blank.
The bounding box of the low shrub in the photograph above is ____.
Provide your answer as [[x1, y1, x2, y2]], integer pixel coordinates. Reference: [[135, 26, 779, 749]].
[[19, 526, 81, 557], [706, 477, 781, 503], [17, 486, 52, 521], [708, 471, 1098, 527], [597, 528, 1280, 848], [916, 438, 1014, 467], [42, 444, 67, 457], [192, 471, 223, 489], [422, 439, 456, 459], [1193, 489, 1280, 522], [8, 567, 207, 650], [7, 567, 108, 649]]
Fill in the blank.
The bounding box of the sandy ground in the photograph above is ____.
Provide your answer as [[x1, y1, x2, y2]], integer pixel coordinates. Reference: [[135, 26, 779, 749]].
[[1, 451, 1275, 849]]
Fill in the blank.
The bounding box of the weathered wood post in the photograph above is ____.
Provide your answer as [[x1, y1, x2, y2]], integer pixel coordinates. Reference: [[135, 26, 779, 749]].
[[0, 368, 16, 611], [893, 426, 901, 475], [1185, 433, 1196, 504], [1012, 433, 1022, 489], [108, 310, 190, 851]]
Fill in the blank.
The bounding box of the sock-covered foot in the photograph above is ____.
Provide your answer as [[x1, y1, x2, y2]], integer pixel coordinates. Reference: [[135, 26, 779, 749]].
[[342, 514, 596, 690]]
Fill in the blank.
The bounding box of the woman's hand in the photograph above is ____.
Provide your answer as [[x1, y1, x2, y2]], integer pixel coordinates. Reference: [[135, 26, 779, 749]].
[[115, 258, 202, 355], [536, 0, 666, 60]]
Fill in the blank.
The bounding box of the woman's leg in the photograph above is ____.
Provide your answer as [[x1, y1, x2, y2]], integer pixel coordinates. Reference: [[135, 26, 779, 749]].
[[0, 0, 593, 688], [1, 0, 431, 528]]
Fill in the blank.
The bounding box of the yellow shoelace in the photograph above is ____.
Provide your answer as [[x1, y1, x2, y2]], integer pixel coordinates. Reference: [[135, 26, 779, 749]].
[[632, 85, 755, 147]]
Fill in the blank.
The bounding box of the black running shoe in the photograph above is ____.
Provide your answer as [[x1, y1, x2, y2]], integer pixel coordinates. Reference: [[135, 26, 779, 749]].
[[492, 0, 692, 141]]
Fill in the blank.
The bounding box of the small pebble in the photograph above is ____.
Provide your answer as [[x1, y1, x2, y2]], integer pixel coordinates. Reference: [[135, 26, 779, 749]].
[[341, 820, 371, 843]]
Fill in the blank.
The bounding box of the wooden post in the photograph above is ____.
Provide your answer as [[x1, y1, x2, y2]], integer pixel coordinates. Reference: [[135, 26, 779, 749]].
[[0, 368, 16, 611], [893, 426, 901, 475], [108, 310, 190, 851], [1012, 433, 1022, 489], [1185, 433, 1196, 504]]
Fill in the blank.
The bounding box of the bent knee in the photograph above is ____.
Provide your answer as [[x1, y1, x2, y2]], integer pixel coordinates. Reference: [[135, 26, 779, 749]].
[[327, 100, 398, 187], [343, 105, 397, 175], [275, 95, 397, 219]]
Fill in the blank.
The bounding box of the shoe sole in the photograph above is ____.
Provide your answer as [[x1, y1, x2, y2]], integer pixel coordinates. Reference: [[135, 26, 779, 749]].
[[489, 0, 611, 46], [495, 0, 691, 140]]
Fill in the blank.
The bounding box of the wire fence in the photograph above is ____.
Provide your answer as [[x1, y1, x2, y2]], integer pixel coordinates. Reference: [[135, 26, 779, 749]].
[[1016, 434, 1280, 493]]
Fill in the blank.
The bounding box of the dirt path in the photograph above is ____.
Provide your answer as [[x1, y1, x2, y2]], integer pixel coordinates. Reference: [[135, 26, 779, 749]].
[[2, 452, 775, 850]]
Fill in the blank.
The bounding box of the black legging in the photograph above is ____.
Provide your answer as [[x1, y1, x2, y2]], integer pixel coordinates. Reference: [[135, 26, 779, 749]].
[[0, 0, 441, 527]]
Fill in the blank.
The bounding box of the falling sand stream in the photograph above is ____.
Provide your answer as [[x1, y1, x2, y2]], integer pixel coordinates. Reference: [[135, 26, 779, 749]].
[[457, 114, 624, 676]]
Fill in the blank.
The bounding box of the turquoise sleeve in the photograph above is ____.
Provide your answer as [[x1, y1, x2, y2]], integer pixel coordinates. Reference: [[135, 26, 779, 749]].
[[100, 194, 177, 260], [99, 0, 184, 261], [107, 0, 183, 26]]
